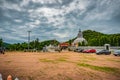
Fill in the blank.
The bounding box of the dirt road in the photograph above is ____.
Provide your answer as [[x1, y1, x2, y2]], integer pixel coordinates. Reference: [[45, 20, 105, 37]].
[[0, 51, 120, 80]]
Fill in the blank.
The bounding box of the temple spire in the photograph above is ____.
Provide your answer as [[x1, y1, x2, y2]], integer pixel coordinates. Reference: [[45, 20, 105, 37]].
[[79, 29, 81, 32], [77, 28, 83, 38]]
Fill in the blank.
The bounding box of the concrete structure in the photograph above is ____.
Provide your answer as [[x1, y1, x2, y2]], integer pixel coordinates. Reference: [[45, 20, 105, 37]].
[[42, 44, 61, 52], [68, 46, 120, 51], [104, 44, 110, 50]]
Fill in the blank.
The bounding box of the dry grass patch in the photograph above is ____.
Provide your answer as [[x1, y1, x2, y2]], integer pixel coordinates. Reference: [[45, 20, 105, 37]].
[[56, 57, 68, 62], [27, 76, 34, 80], [106, 58, 120, 62], [50, 73, 73, 80], [39, 57, 68, 63], [4, 60, 12, 63], [1, 52, 120, 80], [39, 58, 56, 63], [77, 63, 120, 75]]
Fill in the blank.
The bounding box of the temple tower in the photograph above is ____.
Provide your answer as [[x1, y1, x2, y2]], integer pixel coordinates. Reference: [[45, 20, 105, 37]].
[[72, 29, 87, 47]]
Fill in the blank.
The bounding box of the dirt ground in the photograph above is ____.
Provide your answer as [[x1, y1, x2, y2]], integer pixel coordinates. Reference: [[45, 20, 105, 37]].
[[0, 51, 120, 80]]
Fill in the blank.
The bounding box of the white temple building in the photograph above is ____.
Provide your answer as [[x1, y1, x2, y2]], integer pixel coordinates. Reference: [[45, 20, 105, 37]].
[[72, 29, 87, 47]]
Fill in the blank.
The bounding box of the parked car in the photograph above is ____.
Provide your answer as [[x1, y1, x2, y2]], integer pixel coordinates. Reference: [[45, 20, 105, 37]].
[[82, 49, 96, 53], [74, 48, 84, 52], [113, 50, 120, 56], [96, 50, 111, 55]]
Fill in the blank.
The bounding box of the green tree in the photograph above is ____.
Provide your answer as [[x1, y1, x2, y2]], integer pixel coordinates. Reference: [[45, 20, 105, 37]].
[[68, 39, 72, 46], [34, 38, 39, 49], [0, 38, 3, 47]]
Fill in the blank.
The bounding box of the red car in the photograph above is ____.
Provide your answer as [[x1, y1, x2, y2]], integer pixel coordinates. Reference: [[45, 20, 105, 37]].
[[82, 49, 96, 53]]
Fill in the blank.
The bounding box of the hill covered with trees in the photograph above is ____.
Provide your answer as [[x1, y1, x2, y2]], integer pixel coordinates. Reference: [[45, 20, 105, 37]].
[[83, 30, 120, 46], [67, 30, 120, 46]]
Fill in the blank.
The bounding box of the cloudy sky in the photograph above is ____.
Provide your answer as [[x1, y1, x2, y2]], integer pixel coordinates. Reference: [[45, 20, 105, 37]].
[[0, 0, 120, 43]]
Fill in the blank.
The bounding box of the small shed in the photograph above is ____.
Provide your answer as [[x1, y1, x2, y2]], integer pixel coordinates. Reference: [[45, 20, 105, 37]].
[[59, 43, 69, 49]]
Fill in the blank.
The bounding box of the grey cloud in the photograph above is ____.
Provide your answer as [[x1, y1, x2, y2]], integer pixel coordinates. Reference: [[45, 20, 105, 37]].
[[5, 0, 22, 4], [19, 0, 73, 9], [113, 14, 120, 23], [0, 0, 120, 43]]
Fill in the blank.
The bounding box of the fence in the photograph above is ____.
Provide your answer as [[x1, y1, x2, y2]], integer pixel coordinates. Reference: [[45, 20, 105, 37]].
[[78, 46, 120, 50], [0, 74, 19, 80], [68, 46, 120, 51]]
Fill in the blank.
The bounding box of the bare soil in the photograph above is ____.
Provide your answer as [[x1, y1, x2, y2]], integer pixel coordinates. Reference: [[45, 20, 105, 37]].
[[0, 51, 120, 80]]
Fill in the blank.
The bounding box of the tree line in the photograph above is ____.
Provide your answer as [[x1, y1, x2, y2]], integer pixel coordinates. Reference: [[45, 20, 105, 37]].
[[83, 30, 120, 46], [68, 30, 120, 46], [0, 30, 120, 51], [5, 39, 59, 51]]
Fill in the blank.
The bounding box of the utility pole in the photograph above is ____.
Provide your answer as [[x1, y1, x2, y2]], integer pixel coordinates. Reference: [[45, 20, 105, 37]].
[[28, 31, 31, 51]]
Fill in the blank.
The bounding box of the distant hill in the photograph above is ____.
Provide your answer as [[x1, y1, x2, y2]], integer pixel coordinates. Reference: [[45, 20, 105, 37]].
[[83, 30, 105, 41], [3, 42, 11, 47], [67, 30, 120, 46]]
